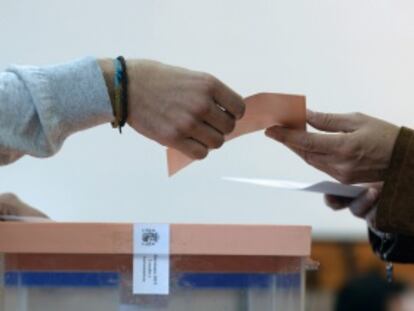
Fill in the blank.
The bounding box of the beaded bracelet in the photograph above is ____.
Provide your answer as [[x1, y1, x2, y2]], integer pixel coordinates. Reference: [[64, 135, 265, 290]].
[[111, 56, 128, 133]]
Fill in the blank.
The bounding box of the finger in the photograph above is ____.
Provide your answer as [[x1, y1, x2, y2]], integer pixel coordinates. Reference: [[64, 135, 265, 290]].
[[203, 102, 236, 134], [0, 193, 48, 219], [16, 205, 49, 218], [307, 110, 360, 133], [362, 183, 382, 228], [324, 195, 353, 210], [325, 183, 382, 213], [366, 208, 377, 229], [265, 127, 342, 153], [190, 122, 225, 149], [0, 193, 19, 203], [174, 138, 209, 160], [349, 187, 380, 218], [212, 80, 245, 120], [175, 113, 224, 149]]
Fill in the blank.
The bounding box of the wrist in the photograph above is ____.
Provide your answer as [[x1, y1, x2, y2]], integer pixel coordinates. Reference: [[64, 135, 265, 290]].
[[98, 58, 116, 112], [99, 57, 129, 131], [125, 59, 163, 124], [124, 59, 146, 125]]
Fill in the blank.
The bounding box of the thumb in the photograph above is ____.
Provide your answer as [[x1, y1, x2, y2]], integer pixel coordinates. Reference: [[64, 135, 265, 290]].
[[349, 187, 380, 218], [307, 110, 359, 133]]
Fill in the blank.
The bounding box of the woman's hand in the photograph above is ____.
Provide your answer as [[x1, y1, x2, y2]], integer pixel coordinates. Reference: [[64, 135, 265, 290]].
[[266, 110, 400, 184]]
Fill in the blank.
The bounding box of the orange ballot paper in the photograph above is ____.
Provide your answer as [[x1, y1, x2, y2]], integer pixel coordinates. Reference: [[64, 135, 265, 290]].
[[167, 92, 306, 176]]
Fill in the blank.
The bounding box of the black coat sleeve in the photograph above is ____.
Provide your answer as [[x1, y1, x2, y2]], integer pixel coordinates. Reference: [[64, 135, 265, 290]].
[[369, 228, 414, 263]]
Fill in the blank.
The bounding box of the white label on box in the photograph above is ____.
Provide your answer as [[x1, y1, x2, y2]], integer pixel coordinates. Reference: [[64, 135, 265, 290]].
[[133, 224, 170, 295]]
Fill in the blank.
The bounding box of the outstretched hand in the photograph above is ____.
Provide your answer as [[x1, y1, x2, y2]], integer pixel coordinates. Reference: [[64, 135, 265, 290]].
[[266, 110, 399, 184], [100, 59, 245, 160]]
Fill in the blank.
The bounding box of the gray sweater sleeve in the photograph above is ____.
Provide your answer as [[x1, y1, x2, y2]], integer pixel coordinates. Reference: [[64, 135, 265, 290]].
[[0, 57, 113, 165]]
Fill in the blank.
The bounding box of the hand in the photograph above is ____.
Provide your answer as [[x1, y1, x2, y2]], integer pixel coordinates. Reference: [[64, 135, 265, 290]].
[[325, 183, 382, 228], [100, 59, 245, 159], [0, 193, 48, 220], [265, 110, 400, 184]]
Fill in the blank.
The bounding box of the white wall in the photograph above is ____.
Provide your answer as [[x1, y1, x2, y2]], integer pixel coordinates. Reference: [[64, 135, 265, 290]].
[[1, 0, 414, 239]]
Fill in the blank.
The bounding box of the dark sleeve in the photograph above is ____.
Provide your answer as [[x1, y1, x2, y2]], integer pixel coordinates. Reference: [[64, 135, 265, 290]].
[[369, 229, 414, 263], [376, 127, 414, 236]]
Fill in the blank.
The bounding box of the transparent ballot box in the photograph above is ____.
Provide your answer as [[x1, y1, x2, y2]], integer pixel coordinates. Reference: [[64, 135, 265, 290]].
[[0, 223, 312, 311]]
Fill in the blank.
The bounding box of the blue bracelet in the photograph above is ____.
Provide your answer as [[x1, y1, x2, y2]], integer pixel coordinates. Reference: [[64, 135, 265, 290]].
[[112, 57, 128, 133]]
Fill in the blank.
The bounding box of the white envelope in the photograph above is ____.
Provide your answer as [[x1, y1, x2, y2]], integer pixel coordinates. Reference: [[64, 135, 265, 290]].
[[223, 177, 367, 198]]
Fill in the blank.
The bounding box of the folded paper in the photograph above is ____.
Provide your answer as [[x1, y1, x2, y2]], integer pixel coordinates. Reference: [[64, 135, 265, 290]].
[[223, 177, 367, 198], [167, 93, 306, 176]]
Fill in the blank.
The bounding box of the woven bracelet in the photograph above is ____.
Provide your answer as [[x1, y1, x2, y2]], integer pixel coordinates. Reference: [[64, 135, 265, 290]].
[[112, 56, 128, 133]]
